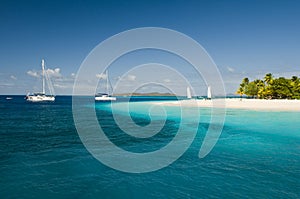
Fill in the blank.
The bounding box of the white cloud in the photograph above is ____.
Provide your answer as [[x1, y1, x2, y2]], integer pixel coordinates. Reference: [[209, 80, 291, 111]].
[[27, 70, 40, 78], [46, 68, 62, 78], [10, 75, 17, 80], [53, 83, 68, 89], [127, 74, 136, 81], [227, 66, 235, 73], [27, 67, 62, 79], [25, 67, 78, 94], [0, 83, 14, 87], [115, 75, 136, 81], [164, 78, 171, 83], [96, 73, 107, 79]]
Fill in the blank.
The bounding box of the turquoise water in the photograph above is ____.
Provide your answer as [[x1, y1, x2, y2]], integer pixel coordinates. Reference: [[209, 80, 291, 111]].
[[0, 96, 299, 198]]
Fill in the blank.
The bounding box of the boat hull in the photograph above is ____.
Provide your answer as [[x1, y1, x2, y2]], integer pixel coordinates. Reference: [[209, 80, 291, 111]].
[[95, 96, 116, 101], [26, 95, 55, 102]]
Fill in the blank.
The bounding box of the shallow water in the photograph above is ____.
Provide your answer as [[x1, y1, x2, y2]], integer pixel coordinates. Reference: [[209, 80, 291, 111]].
[[0, 96, 299, 198]]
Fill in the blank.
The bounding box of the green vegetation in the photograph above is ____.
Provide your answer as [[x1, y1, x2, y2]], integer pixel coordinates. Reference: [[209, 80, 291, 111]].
[[236, 73, 300, 99]]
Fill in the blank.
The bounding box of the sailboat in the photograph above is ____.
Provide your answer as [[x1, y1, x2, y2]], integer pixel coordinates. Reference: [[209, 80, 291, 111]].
[[95, 70, 116, 101], [207, 86, 212, 100], [26, 59, 55, 102], [186, 87, 192, 99]]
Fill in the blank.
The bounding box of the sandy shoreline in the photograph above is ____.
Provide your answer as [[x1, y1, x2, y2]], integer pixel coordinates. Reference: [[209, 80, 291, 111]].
[[150, 99, 300, 111]]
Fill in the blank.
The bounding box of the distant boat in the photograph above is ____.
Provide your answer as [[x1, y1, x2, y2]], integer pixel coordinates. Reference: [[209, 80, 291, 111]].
[[95, 93, 116, 101], [187, 87, 192, 99], [95, 70, 116, 101], [6, 97, 13, 100], [26, 59, 55, 102], [207, 86, 212, 100]]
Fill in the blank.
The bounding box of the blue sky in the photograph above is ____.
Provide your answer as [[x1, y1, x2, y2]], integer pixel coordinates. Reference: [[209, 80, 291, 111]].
[[1, 0, 300, 95]]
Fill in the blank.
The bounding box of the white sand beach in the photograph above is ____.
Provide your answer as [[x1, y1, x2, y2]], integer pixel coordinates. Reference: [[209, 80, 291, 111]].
[[151, 98, 300, 111]]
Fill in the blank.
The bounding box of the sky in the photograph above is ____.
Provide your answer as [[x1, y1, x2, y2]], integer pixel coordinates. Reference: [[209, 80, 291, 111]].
[[1, 0, 300, 95]]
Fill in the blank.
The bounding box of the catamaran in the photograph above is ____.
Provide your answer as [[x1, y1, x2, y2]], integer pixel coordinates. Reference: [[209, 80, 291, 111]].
[[95, 70, 116, 101], [207, 85, 212, 100], [187, 87, 192, 99], [26, 59, 55, 102]]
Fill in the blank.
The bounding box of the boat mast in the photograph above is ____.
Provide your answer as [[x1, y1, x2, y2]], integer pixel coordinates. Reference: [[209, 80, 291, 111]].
[[42, 59, 45, 94], [106, 70, 109, 94]]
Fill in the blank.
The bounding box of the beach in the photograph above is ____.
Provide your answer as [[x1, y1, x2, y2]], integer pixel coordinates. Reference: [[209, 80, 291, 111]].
[[150, 98, 300, 111]]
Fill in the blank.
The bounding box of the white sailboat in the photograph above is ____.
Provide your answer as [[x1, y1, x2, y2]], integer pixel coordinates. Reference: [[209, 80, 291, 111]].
[[186, 87, 192, 99], [207, 86, 212, 100], [26, 59, 55, 102], [95, 70, 116, 101]]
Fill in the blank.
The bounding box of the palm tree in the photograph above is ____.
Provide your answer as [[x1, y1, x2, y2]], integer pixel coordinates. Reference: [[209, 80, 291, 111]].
[[242, 77, 249, 94], [291, 76, 300, 99], [236, 87, 244, 98], [291, 76, 298, 82], [242, 77, 249, 85], [264, 73, 273, 85], [263, 73, 274, 98], [236, 77, 249, 98], [255, 79, 265, 99]]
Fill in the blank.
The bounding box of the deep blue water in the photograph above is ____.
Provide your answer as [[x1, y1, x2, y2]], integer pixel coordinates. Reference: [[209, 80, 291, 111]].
[[0, 96, 299, 198]]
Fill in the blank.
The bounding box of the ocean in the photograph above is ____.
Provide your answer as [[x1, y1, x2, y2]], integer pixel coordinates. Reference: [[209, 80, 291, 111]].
[[0, 96, 299, 198]]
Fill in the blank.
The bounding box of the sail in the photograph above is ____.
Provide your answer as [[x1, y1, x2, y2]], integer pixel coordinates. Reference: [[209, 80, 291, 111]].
[[42, 59, 45, 94], [26, 59, 55, 102], [95, 70, 116, 101], [187, 87, 192, 99], [207, 86, 212, 99]]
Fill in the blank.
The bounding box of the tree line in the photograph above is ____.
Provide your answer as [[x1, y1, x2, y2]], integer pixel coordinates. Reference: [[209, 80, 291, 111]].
[[236, 73, 300, 99]]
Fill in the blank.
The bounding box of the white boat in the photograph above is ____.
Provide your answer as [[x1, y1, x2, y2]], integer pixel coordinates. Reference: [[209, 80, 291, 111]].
[[187, 87, 192, 99], [26, 59, 55, 102], [95, 93, 116, 101], [207, 86, 212, 99], [95, 70, 116, 101]]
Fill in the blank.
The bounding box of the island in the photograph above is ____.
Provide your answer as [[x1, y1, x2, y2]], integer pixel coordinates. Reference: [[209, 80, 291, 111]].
[[236, 73, 300, 99]]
